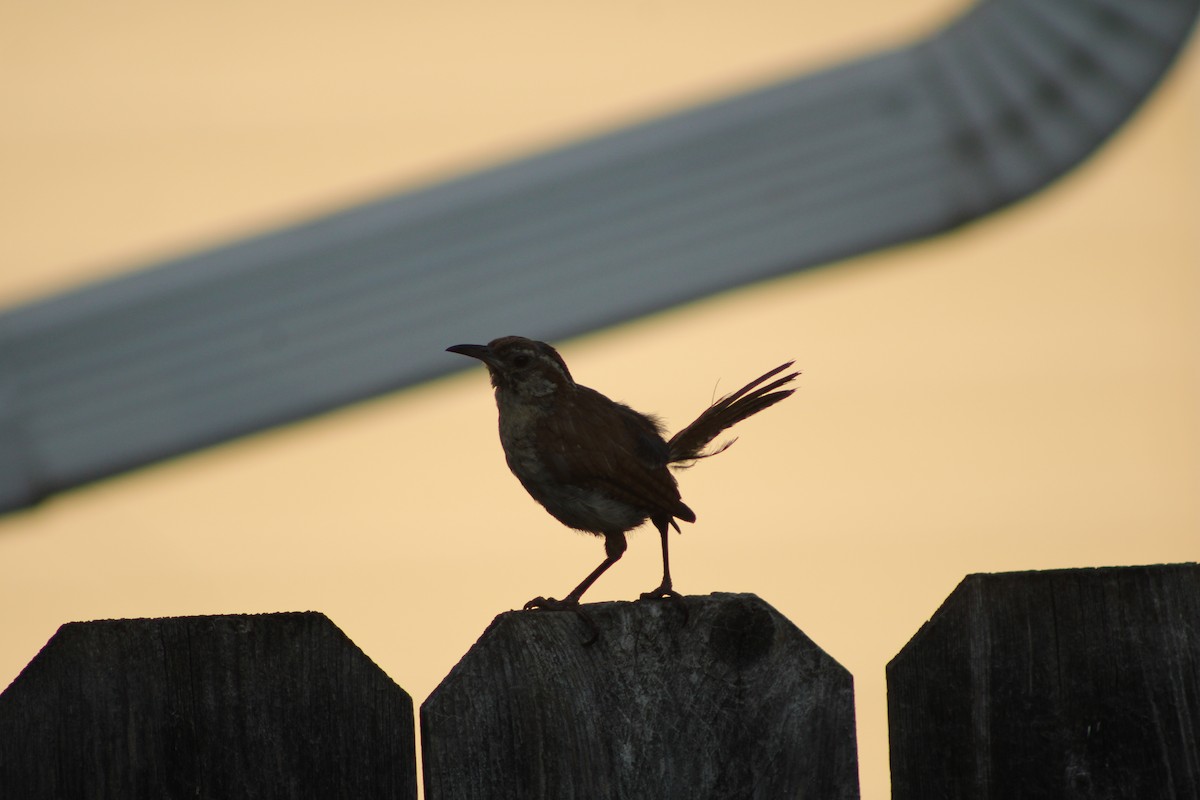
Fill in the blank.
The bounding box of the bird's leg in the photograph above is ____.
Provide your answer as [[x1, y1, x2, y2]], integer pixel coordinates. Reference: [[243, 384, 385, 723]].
[[524, 530, 627, 608], [640, 517, 685, 604], [524, 532, 626, 645]]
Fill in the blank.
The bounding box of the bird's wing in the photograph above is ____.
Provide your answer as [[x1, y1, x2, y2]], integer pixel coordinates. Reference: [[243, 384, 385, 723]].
[[539, 389, 694, 523]]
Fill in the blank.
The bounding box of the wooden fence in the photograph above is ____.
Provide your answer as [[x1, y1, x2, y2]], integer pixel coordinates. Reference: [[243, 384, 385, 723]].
[[0, 563, 1196, 798]]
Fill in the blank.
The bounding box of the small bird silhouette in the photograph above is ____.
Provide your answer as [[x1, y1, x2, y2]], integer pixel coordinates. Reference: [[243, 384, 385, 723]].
[[448, 336, 797, 610]]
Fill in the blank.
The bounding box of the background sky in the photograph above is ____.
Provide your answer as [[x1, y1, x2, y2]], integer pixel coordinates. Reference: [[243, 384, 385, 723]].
[[2, 2, 1198, 797]]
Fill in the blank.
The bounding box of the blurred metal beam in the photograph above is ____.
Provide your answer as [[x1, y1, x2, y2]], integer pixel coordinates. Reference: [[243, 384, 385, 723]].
[[1, 0, 1196, 513]]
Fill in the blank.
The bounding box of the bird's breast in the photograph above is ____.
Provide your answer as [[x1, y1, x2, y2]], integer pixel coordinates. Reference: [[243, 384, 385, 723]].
[[494, 396, 647, 534]]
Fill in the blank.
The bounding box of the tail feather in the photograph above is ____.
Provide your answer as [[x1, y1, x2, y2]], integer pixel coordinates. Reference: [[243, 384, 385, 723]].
[[667, 361, 798, 465]]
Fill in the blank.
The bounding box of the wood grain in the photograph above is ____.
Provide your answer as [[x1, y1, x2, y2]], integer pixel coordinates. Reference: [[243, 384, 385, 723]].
[[888, 563, 1200, 799], [422, 592, 859, 800], [0, 612, 416, 799]]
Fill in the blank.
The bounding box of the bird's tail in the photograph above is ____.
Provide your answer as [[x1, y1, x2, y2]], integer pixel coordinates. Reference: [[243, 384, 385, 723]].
[[667, 361, 798, 466]]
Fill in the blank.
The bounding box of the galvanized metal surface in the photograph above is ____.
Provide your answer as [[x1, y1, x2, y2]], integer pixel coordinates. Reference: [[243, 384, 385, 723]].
[[1, 0, 1195, 512]]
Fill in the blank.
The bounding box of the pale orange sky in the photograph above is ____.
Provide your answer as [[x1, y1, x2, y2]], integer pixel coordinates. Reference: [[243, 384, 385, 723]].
[[2, 3, 1198, 798]]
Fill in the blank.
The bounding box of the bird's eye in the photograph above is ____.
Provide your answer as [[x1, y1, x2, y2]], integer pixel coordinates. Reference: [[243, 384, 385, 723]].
[[512, 354, 532, 369]]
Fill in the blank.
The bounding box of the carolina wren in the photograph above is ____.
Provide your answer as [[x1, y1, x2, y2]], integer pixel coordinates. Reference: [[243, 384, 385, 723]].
[[447, 336, 797, 609]]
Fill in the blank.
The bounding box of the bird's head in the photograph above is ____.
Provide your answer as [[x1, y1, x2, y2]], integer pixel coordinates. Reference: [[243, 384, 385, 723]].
[[447, 336, 574, 399]]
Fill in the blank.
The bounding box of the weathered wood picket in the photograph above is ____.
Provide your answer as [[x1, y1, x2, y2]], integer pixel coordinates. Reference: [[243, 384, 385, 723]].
[[0, 613, 416, 798], [0, 564, 1196, 798], [422, 593, 858, 799], [888, 564, 1200, 798]]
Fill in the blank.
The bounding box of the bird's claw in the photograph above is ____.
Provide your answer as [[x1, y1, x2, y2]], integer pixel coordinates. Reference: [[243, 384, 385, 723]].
[[638, 587, 689, 624], [522, 596, 600, 646], [638, 588, 683, 601], [523, 596, 568, 610]]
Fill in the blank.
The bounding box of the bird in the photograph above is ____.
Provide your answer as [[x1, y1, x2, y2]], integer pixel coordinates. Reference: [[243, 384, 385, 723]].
[[447, 335, 797, 610]]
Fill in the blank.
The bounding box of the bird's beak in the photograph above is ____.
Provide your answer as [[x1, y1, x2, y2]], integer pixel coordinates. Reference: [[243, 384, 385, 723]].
[[446, 343, 497, 368]]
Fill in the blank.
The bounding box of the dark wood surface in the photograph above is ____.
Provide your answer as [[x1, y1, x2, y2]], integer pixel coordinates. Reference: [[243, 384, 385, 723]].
[[888, 563, 1200, 799], [8, 566, 1191, 796], [422, 592, 859, 800], [0, 611, 416, 799]]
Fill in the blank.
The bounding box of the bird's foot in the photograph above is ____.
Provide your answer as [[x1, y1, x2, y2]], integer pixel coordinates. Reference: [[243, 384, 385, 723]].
[[638, 587, 683, 602], [638, 586, 689, 624], [522, 596, 600, 645], [523, 595, 575, 611]]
